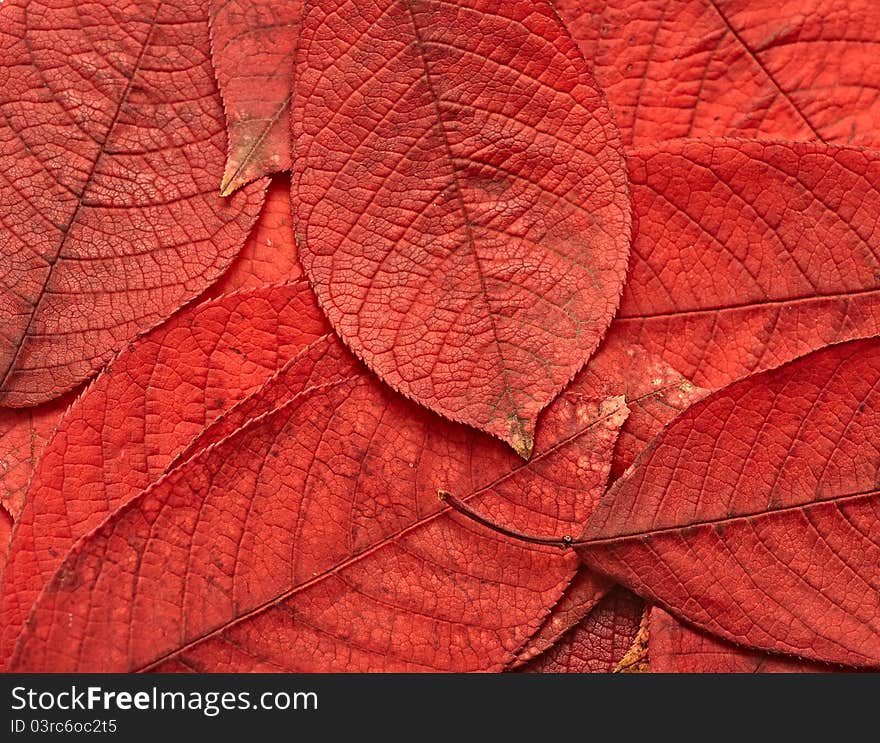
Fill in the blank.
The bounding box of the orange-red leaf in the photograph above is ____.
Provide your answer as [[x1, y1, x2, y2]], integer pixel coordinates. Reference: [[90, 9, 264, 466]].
[[578, 337, 880, 668], [210, 0, 302, 195], [0, 283, 329, 665], [11, 333, 628, 672], [606, 139, 880, 392], [291, 0, 630, 456], [0, 0, 265, 406], [557, 0, 880, 146]]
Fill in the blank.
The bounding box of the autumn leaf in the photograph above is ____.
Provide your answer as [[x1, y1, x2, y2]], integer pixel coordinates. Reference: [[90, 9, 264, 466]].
[[518, 587, 644, 673], [648, 608, 836, 673], [556, 0, 880, 146], [0, 282, 331, 665], [605, 139, 880, 391], [0, 391, 77, 520], [9, 329, 628, 672], [0, 506, 11, 585], [290, 0, 630, 457], [0, 0, 266, 407], [508, 569, 614, 667], [210, 0, 302, 195], [203, 175, 304, 297], [577, 337, 880, 669]]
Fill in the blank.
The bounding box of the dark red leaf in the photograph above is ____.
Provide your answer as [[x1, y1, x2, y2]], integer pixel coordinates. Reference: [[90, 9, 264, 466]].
[[291, 0, 630, 456], [556, 0, 880, 146], [0, 0, 265, 406], [210, 0, 302, 194], [577, 337, 880, 668], [519, 587, 644, 673], [508, 569, 614, 667], [0, 283, 330, 665]]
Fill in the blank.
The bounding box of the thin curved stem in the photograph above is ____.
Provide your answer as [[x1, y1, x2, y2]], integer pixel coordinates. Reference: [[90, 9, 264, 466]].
[[438, 490, 585, 549]]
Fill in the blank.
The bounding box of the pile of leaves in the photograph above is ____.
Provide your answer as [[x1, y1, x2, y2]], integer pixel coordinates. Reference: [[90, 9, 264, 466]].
[[0, 0, 878, 673]]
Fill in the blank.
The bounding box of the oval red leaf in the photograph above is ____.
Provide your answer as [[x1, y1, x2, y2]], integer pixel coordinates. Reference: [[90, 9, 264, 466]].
[[291, 0, 630, 457], [578, 337, 880, 668], [0, 0, 265, 406], [0, 283, 330, 665], [11, 336, 627, 671]]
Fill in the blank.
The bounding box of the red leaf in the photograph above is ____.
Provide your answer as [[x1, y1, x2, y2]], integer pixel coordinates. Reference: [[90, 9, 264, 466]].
[[0, 507, 11, 586], [556, 0, 880, 146], [590, 337, 708, 480], [0, 392, 76, 520], [648, 608, 835, 673], [0, 0, 265, 407], [210, 0, 302, 195], [607, 139, 880, 392], [577, 337, 880, 668], [203, 175, 303, 298], [291, 0, 630, 457], [0, 283, 330, 665], [10, 335, 627, 672], [509, 569, 614, 667], [518, 587, 644, 673]]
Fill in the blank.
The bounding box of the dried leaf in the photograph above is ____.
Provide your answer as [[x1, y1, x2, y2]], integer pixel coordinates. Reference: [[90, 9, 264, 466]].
[[0, 0, 265, 406], [518, 587, 644, 673], [556, 0, 880, 146], [291, 0, 630, 456], [0, 283, 329, 665], [578, 337, 880, 668], [210, 0, 302, 194], [11, 333, 628, 671]]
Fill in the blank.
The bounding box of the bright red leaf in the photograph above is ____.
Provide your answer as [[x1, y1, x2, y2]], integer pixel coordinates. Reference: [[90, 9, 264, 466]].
[[0, 391, 77, 520], [0, 506, 11, 585], [648, 608, 835, 673], [291, 0, 630, 457], [519, 587, 644, 673], [0, 282, 330, 666], [0, 0, 265, 407], [210, 0, 302, 195], [556, 0, 880, 146], [577, 337, 880, 668], [203, 175, 303, 298], [10, 331, 628, 672]]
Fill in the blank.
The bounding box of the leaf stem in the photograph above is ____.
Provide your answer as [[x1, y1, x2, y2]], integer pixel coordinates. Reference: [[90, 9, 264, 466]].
[[437, 490, 584, 549]]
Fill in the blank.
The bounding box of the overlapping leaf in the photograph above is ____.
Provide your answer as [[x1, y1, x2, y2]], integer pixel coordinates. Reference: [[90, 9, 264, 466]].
[[607, 139, 880, 391], [519, 587, 644, 673], [204, 176, 304, 297], [291, 0, 630, 456], [648, 608, 833, 672], [0, 282, 330, 665], [0, 0, 265, 406], [556, 0, 880, 146], [0, 392, 76, 520], [210, 0, 302, 194], [11, 326, 628, 671], [577, 337, 880, 668]]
